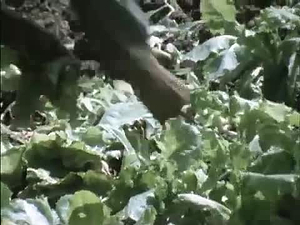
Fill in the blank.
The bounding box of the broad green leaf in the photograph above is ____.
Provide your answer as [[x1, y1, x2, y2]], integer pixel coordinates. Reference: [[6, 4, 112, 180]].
[[230, 141, 252, 170], [259, 100, 292, 123], [125, 130, 153, 165], [135, 206, 157, 225], [1, 182, 12, 208], [1, 198, 58, 225], [0, 46, 19, 67], [200, 0, 237, 34], [68, 190, 110, 225], [207, 43, 241, 80], [230, 95, 259, 116], [56, 194, 73, 225], [259, 6, 300, 31], [99, 102, 152, 129], [98, 101, 156, 169], [184, 35, 237, 62], [24, 132, 103, 176], [0, 146, 25, 188], [238, 107, 295, 152], [233, 66, 263, 100], [27, 198, 59, 224], [100, 124, 141, 169], [241, 172, 299, 199], [191, 89, 230, 114], [124, 189, 155, 222], [0, 64, 21, 91], [177, 193, 231, 220], [249, 147, 295, 174], [19, 171, 112, 200], [156, 118, 201, 171], [26, 168, 59, 185], [288, 111, 300, 126]]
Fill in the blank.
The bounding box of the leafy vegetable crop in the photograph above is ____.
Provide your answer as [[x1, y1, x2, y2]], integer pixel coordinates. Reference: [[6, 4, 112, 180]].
[[1, 1, 300, 224]]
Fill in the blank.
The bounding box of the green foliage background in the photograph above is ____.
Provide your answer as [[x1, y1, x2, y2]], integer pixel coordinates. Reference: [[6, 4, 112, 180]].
[[1, 1, 300, 224]]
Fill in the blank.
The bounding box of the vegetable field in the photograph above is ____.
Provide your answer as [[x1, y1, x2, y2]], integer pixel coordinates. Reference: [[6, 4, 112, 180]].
[[1, 0, 300, 224]]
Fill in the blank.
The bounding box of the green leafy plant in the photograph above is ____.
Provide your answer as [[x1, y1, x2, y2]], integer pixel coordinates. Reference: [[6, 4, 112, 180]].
[[1, 2, 300, 225]]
